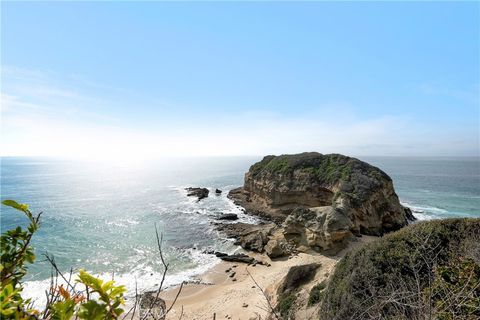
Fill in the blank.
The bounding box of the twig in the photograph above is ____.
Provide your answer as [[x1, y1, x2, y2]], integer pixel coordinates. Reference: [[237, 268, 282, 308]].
[[121, 278, 139, 320], [43, 253, 76, 291], [141, 225, 171, 320], [178, 306, 184, 320], [162, 281, 184, 316], [246, 269, 281, 320]]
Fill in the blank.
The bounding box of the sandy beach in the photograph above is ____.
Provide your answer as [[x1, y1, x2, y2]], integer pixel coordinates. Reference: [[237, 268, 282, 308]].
[[159, 236, 376, 320]]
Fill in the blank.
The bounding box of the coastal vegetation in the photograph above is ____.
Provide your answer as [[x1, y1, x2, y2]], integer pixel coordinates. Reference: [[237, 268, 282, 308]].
[[307, 280, 326, 306], [1, 199, 128, 319], [2, 154, 478, 319], [2, 203, 479, 319], [249, 152, 379, 185], [319, 218, 480, 319]]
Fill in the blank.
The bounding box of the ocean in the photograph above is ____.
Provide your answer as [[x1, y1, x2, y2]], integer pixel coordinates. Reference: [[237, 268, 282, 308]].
[[1, 156, 479, 305]]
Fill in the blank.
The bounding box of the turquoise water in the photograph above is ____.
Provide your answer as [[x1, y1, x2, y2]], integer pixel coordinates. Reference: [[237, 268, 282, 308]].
[[361, 156, 480, 219], [1, 156, 479, 303]]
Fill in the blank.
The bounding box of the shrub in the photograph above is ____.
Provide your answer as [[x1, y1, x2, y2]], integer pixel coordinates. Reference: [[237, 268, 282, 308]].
[[308, 280, 326, 306], [277, 292, 296, 318], [319, 218, 480, 319], [0, 200, 126, 319]]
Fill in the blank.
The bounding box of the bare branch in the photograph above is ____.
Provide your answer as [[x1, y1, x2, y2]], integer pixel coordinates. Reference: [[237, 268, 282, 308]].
[[246, 268, 281, 320]]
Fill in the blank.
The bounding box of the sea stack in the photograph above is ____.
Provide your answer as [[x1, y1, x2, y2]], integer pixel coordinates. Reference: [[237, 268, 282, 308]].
[[228, 152, 413, 252]]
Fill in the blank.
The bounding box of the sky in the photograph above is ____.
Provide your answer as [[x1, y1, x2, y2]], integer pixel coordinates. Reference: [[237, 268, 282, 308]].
[[1, 1, 479, 159]]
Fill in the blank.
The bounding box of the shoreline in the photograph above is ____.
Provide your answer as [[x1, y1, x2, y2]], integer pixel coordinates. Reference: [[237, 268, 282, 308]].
[[157, 236, 377, 320]]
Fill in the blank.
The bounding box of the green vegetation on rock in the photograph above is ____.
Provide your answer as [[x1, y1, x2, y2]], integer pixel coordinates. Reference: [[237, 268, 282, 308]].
[[277, 292, 297, 318], [249, 152, 389, 193], [307, 280, 326, 306], [250, 153, 355, 182], [275, 263, 319, 319]]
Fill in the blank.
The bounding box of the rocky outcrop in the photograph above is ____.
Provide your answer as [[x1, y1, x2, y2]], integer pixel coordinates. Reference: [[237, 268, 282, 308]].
[[228, 152, 414, 253], [214, 252, 264, 265], [186, 187, 209, 200], [283, 206, 356, 253], [278, 263, 320, 296], [404, 207, 416, 221], [215, 222, 276, 252], [264, 239, 291, 258]]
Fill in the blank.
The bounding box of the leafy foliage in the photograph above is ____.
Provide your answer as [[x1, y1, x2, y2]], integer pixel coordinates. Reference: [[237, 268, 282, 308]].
[[0, 200, 127, 319], [1, 200, 39, 289], [76, 269, 126, 318]]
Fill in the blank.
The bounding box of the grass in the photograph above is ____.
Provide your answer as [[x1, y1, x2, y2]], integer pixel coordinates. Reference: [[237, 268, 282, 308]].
[[277, 292, 297, 318], [308, 280, 327, 306]]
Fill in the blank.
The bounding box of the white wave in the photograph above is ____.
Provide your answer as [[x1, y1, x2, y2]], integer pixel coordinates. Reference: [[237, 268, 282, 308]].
[[105, 217, 140, 228], [401, 202, 447, 220], [23, 249, 220, 309], [21, 185, 264, 309]]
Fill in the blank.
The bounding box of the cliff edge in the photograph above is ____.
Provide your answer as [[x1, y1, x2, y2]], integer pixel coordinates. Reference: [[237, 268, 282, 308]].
[[228, 152, 414, 252]]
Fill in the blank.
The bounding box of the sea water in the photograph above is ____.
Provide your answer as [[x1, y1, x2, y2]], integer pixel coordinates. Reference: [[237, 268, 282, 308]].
[[1, 156, 478, 305]]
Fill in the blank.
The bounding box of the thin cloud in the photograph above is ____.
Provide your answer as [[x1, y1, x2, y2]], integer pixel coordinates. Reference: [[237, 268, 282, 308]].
[[1, 66, 478, 158]]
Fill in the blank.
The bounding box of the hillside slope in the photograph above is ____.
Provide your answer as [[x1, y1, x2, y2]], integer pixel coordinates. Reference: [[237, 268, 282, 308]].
[[317, 218, 480, 319]]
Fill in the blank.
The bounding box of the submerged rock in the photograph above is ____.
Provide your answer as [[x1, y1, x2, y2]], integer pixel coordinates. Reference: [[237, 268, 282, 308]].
[[185, 187, 209, 200], [229, 152, 415, 253], [217, 213, 238, 220]]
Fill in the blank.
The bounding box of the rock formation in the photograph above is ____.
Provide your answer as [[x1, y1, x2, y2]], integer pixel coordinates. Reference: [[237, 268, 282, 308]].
[[216, 213, 238, 220], [214, 222, 276, 252], [214, 252, 261, 265], [228, 152, 414, 253], [278, 263, 320, 296], [185, 187, 209, 200]]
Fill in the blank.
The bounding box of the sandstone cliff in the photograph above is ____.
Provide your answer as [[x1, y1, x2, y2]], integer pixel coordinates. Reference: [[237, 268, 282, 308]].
[[228, 152, 414, 252]]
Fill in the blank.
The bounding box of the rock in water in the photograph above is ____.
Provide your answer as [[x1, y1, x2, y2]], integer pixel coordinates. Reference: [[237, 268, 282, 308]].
[[228, 152, 414, 252], [185, 187, 209, 200], [217, 213, 238, 220], [404, 207, 417, 221], [215, 188, 222, 194]]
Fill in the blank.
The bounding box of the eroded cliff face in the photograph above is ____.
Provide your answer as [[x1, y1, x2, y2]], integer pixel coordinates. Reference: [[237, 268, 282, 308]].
[[228, 152, 413, 252]]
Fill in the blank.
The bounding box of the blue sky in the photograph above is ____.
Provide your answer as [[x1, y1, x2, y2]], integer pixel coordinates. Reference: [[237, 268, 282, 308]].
[[1, 1, 479, 158]]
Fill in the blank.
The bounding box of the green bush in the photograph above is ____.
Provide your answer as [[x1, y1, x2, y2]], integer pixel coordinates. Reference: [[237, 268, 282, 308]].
[[308, 280, 326, 306], [319, 218, 480, 319], [277, 292, 296, 318], [0, 200, 126, 319], [430, 257, 480, 320]]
